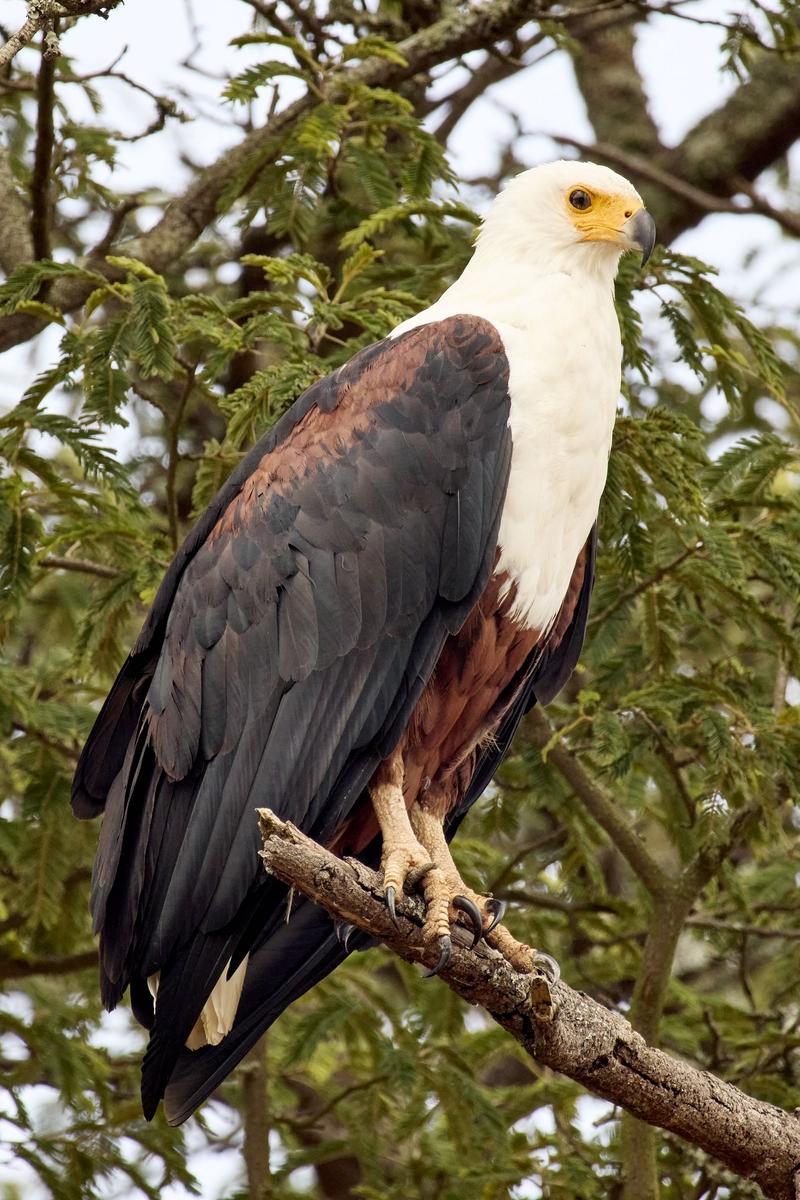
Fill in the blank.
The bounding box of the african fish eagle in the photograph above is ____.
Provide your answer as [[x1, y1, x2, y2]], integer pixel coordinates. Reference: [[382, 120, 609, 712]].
[[72, 159, 655, 1124]]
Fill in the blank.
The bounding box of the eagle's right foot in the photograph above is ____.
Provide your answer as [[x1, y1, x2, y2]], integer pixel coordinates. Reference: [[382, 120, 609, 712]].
[[380, 838, 435, 924], [370, 754, 435, 925]]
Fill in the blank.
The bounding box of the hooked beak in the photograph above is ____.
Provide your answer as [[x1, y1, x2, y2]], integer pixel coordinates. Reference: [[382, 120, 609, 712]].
[[623, 208, 656, 265]]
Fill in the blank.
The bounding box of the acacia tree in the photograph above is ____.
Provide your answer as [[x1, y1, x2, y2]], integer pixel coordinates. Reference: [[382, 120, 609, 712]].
[[1, 2, 799, 1198]]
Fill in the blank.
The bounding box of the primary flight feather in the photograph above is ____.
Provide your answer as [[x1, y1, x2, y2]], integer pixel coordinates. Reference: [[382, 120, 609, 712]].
[[72, 159, 655, 1124]]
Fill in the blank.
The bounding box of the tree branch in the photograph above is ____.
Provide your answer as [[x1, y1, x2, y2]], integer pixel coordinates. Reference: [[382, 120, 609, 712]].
[[554, 135, 800, 240], [568, 8, 663, 160], [31, 22, 57, 261], [525, 708, 674, 900], [0, 5, 46, 71], [0, 0, 544, 353], [0, 948, 96, 983], [0, 149, 35, 273], [39, 553, 120, 578], [257, 810, 800, 1200], [588, 541, 703, 631], [566, 8, 800, 244], [0, 0, 122, 71], [240, 1037, 272, 1197]]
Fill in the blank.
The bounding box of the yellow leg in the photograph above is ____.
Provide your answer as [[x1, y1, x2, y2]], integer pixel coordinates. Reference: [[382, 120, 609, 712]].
[[369, 754, 434, 921], [411, 803, 536, 974], [370, 760, 548, 978]]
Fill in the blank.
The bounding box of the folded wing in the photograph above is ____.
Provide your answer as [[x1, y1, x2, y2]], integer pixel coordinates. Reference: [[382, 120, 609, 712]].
[[72, 315, 515, 1118]]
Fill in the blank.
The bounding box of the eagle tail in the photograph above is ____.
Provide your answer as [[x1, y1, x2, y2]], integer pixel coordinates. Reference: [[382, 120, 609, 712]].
[[140, 929, 235, 1120], [142, 899, 347, 1125]]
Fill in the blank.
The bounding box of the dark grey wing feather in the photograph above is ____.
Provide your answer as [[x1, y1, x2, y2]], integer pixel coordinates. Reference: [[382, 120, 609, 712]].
[[72, 315, 512, 1120]]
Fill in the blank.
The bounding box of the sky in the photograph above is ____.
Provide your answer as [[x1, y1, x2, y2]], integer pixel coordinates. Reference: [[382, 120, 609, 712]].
[[0, 1, 797, 1197]]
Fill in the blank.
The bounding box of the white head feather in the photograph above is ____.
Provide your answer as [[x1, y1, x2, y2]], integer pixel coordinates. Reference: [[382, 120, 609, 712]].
[[474, 159, 645, 279]]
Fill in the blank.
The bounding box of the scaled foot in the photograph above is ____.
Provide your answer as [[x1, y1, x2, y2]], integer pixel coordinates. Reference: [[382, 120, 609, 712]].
[[412, 805, 560, 980], [415, 865, 508, 976], [379, 833, 435, 924]]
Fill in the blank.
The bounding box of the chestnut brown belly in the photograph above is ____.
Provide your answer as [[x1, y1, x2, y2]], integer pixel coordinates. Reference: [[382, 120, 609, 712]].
[[331, 570, 539, 855], [397, 571, 540, 818]]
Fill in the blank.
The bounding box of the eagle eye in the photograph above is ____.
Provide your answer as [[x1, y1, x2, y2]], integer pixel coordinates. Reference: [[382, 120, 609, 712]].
[[569, 188, 592, 211]]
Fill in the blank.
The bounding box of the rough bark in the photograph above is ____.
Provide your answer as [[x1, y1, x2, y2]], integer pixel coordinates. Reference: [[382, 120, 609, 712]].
[[568, 12, 800, 243], [0, 150, 35, 274], [569, 10, 662, 160], [257, 809, 800, 1200]]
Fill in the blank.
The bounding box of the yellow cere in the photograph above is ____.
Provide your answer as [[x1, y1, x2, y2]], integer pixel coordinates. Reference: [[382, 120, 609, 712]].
[[564, 186, 643, 245]]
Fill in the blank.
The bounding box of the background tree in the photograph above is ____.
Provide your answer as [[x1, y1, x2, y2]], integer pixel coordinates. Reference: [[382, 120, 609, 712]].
[[0, 1, 799, 1198]]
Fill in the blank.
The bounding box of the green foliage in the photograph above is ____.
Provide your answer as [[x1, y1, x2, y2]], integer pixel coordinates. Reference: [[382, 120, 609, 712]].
[[1, 3, 799, 1199]]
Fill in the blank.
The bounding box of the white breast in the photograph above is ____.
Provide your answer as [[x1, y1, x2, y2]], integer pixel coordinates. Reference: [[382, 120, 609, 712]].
[[395, 269, 622, 633], [493, 285, 620, 630]]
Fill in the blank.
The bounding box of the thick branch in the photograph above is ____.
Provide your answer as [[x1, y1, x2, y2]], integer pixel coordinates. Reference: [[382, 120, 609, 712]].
[[669, 42, 800, 241], [0, 149, 35, 274], [568, 10, 662, 160], [257, 810, 800, 1200], [0, 0, 542, 352], [567, 10, 800, 244]]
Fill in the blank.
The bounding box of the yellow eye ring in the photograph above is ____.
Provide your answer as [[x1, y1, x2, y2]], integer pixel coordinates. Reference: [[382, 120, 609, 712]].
[[569, 189, 592, 211]]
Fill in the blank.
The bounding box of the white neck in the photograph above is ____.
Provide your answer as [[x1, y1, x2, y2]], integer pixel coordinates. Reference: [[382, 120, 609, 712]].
[[395, 221, 624, 339], [391, 218, 625, 634]]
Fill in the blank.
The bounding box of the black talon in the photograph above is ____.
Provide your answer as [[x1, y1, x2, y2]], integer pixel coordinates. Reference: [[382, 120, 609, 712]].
[[453, 894, 484, 949], [423, 935, 452, 978], [534, 952, 561, 984], [483, 897, 507, 936], [334, 921, 356, 952], [385, 885, 398, 925]]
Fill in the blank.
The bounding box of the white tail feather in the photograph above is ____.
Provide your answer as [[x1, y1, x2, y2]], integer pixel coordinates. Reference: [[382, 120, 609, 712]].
[[147, 956, 250, 1050]]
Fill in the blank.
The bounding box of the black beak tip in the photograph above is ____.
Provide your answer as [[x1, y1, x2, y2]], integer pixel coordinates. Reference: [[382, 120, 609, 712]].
[[634, 208, 657, 266]]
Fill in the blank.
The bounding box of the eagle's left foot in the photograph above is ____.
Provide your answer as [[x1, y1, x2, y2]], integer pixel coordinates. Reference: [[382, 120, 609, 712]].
[[415, 867, 509, 976], [410, 805, 525, 977], [369, 754, 436, 924]]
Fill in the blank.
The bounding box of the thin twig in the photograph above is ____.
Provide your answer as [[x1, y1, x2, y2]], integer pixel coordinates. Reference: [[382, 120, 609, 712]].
[[11, 721, 80, 764], [90, 197, 141, 258], [588, 542, 702, 630], [40, 553, 120, 578], [281, 0, 326, 55], [687, 916, 800, 941], [243, 0, 296, 42], [526, 708, 674, 901]]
